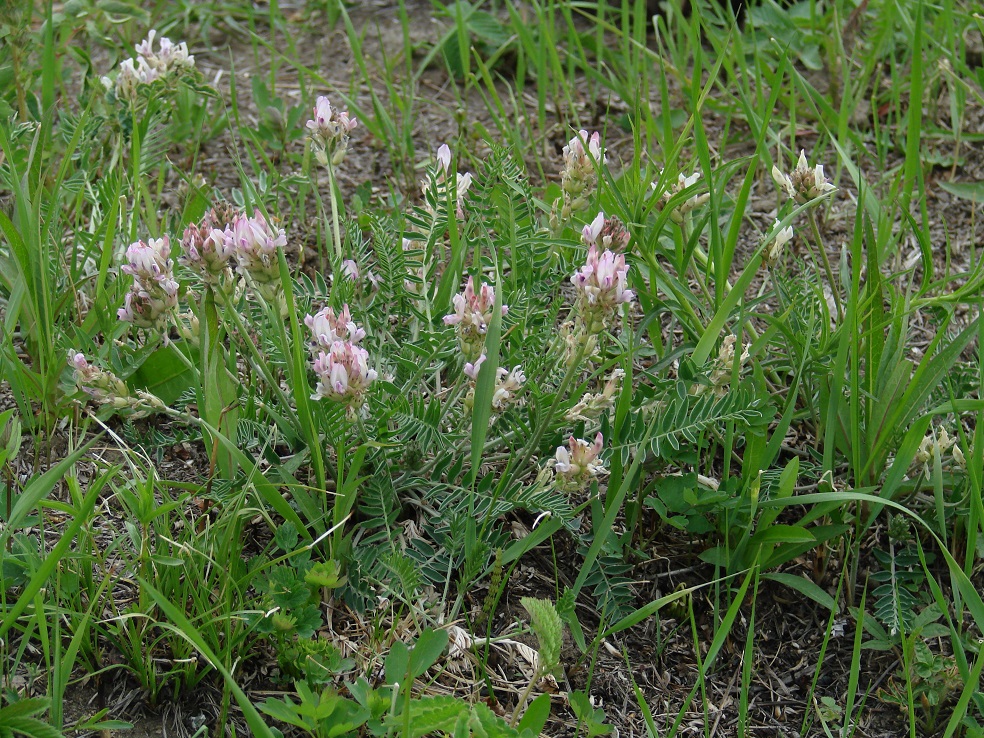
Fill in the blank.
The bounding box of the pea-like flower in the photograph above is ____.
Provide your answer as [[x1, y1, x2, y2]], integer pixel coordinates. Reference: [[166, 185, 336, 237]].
[[305, 304, 366, 348], [462, 354, 525, 413], [651, 170, 710, 224], [707, 335, 750, 396], [571, 245, 635, 335], [581, 211, 631, 251], [552, 130, 605, 226], [915, 427, 955, 466], [227, 210, 287, 287], [306, 95, 358, 165], [492, 366, 526, 410], [566, 368, 625, 422], [552, 433, 606, 491], [772, 150, 836, 203], [765, 220, 794, 268], [181, 210, 236, 284], [118, 236, 179, 332], [69, 350, 166, 416], [134, 30, 195, 74], [444, 276, 508, 361], [311, 341, 378, 409], [421, 144, 473, 219], [102, 30, 194, 102]]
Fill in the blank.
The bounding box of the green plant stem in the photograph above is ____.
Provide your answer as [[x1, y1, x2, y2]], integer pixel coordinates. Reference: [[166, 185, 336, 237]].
[[509, 670, 542, 727], [326, 161, 343, 265], [513, 339, 589, 473], [807, 209, 842, 322], [333, 419, 348, 557]]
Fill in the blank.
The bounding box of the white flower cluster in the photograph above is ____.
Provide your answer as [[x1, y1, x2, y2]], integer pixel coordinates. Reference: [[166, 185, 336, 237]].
[[422, 144, 474, 219], [102, 30, 195, 102]]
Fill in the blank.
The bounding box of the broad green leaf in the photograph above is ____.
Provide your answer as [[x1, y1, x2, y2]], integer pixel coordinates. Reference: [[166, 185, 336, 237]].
[[762, 573, 836, 612], [409, 629, 449, 678], [129, 341, 197, 405]]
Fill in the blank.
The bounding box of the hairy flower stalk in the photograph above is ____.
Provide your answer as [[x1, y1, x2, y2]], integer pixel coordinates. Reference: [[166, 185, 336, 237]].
[[652, 170, 710, 225], [102, 30, 195, 103], [306, 95, 358, 166], [772, 150, 836, 203], [444, 276, 508, 362], [570, 245, 635, 336], [118, 236, 179, 334], [421, 144, 473, 219], [551, 433, 607, 492], [69, 351, 166, 417]]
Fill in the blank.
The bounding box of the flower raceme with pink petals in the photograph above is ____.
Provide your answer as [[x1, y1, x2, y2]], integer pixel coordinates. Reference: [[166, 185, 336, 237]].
[[180, 213, 235, 284], [444, 276, 508, 361], [306, 96, 358, 165], [556, 130, 605, 221], [311, 341, 378, 408], [102, 30, 195, 102], [571, 245, 634, 335], [69, 350, 165, 416], [117, 236, 179, 332], [552, 433, 606, 491], [305, 304, 366, 349], [228, 210, 287, 286]]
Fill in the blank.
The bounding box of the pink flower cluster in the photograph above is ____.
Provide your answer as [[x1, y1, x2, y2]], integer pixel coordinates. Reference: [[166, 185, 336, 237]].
[[179, 207, 288, 300], [552, 433, 606, 492], [306, 305, 376, 410], [462, 353, 526, 411], [570, 245, 634, 335], [180, 208, 236, 284], [311, 342, 377, 407], [227, 210, 287, 286], [306, 96, 358, 165], [444, 276, 508, 361], [117, 236, 179, 332], [305, 304, 366, 348]]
